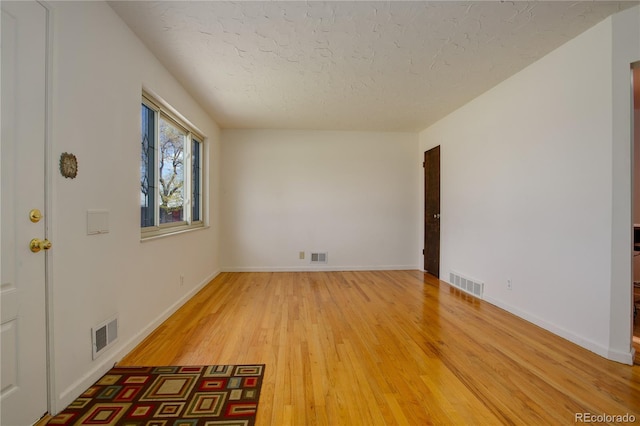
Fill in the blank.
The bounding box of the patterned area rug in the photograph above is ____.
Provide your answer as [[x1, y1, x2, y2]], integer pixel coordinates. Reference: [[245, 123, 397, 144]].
[[47, 365, 265, 425]]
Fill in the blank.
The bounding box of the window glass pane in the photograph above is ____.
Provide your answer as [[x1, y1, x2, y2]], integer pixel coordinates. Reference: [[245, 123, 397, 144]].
[[192, 138, 202, 222], [140, 104, 156, 227], [159, 115, 185, 224]]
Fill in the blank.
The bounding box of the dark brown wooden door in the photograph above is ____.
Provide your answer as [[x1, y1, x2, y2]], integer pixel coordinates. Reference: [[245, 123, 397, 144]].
[[424, 146, 440, 277]]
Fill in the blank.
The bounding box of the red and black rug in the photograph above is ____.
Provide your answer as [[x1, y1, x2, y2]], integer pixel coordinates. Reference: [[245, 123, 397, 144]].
[[47, 365, 265, 425]]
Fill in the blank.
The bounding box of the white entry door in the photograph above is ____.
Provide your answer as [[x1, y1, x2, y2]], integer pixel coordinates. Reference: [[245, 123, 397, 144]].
[[1, 1, 50, 425]]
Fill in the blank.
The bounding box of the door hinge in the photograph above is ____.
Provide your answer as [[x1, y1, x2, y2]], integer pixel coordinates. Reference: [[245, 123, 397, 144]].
[[422, 162, 425, 168], [422, 249, 425, 255]]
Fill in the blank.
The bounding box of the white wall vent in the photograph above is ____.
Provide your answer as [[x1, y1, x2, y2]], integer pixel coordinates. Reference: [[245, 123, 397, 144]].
[[92, 316, 118, 360], [310, 252, 328, 264], [448, 271, 484, 299]]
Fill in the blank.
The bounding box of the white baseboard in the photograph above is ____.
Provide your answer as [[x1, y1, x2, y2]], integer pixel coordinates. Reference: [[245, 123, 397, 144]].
[[607, 346, 635, 365], [483, 295, 634, 365], [55, 269, 220, 413], [221, 264, 419, 272]]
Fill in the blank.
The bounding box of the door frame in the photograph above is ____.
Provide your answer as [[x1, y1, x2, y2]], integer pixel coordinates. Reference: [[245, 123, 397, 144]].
[[631, 61, 640, 360], [0, 0, 55, 419], [41, 0, 55, 416]]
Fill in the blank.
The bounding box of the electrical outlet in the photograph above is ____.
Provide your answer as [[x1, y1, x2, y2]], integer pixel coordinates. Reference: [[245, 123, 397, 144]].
[[299, 251, 305, 260], [507, 279, 512, 290]]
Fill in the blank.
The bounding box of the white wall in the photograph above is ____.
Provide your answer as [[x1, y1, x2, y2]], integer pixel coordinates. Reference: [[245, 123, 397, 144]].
[[419, 6, 640, 363], [49, 2, 221, 411], [221, 130, 420, 271]]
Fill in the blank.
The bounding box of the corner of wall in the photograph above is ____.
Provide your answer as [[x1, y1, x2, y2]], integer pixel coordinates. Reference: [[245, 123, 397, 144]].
[[609, 3, 640, 360]]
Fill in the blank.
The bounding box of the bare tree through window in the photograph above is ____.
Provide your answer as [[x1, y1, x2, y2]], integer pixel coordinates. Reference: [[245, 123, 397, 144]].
[[159, 117, 185, 224]]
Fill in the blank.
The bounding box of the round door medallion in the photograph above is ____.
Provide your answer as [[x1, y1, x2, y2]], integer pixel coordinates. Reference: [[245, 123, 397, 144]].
[[59, 152, 78, 179]]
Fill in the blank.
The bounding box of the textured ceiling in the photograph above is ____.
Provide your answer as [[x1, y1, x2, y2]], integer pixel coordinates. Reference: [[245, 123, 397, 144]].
[[109, 1, 636, 131]]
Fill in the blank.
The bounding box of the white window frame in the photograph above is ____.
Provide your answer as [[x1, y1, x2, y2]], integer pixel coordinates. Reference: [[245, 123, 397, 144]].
[[141, 91, 206, 239]]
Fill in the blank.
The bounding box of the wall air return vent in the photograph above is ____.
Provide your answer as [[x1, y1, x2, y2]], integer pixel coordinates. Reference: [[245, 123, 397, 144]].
[[92, 316, 118, 360], [448, 271, 484, 299], [310, 252, 328, 264]]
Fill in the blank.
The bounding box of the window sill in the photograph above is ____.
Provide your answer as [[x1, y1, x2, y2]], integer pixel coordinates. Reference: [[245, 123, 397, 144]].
[[140, 224, 208, 242]]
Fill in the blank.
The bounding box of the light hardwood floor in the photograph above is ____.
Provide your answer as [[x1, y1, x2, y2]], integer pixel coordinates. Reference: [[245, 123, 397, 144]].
[[120, 271, 640, 425]]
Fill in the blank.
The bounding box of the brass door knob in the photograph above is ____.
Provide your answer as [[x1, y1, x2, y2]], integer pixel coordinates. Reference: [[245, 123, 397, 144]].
[[29, 209, 43, 223], [30, 238, 52, 253]]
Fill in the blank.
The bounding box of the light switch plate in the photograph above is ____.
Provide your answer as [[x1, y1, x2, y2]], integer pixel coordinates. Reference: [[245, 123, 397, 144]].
[[87, 210, 109, 235]]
